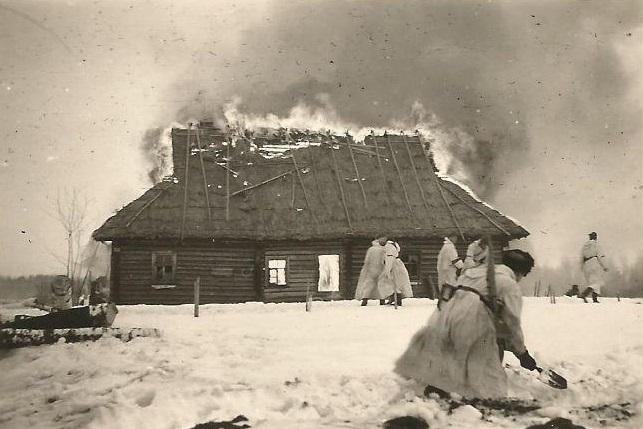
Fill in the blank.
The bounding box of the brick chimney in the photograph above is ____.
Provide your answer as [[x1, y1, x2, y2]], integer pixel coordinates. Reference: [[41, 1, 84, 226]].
[[171, 128, 190, 181]]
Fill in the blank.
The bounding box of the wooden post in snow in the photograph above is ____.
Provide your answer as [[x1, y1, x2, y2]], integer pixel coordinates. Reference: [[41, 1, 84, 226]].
[[194, 276, 200, 317], [305, 282, 312, 312]]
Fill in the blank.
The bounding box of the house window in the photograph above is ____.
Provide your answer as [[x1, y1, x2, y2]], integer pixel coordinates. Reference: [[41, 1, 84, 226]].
[[152, 251, 176, 286], [400, 252, 421, 285], [267, 258, 287, 288], [318, 255, 340, 292]]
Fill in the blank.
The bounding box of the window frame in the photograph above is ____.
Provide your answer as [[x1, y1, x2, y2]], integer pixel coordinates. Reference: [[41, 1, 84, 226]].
[[151, 250, 177, 288], [265, 256, 289, 288]]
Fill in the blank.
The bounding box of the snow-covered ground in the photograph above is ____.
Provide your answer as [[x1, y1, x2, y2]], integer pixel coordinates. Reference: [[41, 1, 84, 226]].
[[1, 297, 642, 429]]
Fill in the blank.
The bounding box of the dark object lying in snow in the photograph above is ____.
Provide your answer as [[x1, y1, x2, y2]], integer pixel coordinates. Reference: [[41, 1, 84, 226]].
[[424, 384, 541, 416], [0, 302, 160, 348], [190, 415, 250, 429], [0, 327, 161, 348], [526, 417, 586, 429], [1, 303, 118, 329], [383, 415, 429, 429]]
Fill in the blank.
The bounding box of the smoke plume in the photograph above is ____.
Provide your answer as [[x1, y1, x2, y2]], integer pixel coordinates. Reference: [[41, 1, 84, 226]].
[[140, 0, 642, 265]]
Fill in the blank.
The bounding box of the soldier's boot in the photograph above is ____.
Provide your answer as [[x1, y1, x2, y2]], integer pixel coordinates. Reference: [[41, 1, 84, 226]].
[[361, 299, 368, 306], [579, 287, 592, 303], [592, 292, 600, 303]]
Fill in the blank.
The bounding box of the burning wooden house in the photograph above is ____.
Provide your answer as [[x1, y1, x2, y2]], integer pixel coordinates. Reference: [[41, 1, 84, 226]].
[[93, 123, 528, 304]]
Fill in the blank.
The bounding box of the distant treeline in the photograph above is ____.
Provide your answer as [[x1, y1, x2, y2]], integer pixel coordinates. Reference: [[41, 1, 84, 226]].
[[0, 275, 58, 301], [525, 254, 643, 298]]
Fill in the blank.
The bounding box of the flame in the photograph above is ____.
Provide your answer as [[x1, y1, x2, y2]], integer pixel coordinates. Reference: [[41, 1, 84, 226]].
[[221, 96, 477, 184], [140, 122, 184, 184]]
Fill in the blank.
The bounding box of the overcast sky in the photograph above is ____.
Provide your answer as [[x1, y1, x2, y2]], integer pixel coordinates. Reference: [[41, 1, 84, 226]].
[[0, 0, 641, 276]]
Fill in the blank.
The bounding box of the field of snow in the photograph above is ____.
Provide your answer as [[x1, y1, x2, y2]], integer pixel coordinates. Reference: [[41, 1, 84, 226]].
[[1, 297, 642, 429]]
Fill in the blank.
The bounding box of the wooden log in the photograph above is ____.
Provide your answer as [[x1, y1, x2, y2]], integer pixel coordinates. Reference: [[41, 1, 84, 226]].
[[231, 168, 304, 196], [180, 125, 192, 241], [126, 190, 164, 228], [416, 133, 465, 241], [402, 134, 430, 210], [291, 172, 296, 208], [226, 137, 231, 221], [386, 133, 415, 217], [307, 148, 327, 215], [286, 131, 319, 227], [348, 146, 387, 158], [0, 327, 161, 349], [371, 132, 391, 206], [347, 135, 368, 207], [208, 160, 240, 176], [327, 138, 353, 231], [438, 182, 511, 236], [194, 126, 212, 221]]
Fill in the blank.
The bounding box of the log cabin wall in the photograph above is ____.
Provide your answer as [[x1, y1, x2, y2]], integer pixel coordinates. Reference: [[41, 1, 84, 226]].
[[114, 240, 257, 304], [111, 237, 508, 305], [262, 241, 346, 303]]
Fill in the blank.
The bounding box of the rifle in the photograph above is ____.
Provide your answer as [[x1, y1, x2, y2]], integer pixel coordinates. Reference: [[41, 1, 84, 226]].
[[485, 236, 498, 314]]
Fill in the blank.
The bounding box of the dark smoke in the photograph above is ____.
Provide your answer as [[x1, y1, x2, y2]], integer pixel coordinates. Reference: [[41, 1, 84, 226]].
[[139, 127, 170, 184], [160, 0, 640, 215]]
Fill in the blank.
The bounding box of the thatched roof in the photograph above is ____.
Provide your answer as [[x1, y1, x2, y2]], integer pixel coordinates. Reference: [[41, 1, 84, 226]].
[[93, 126, 528, 241]]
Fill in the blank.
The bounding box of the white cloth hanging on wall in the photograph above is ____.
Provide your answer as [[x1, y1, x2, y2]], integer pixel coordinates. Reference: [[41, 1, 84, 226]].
[[318, 255, 340, 292]]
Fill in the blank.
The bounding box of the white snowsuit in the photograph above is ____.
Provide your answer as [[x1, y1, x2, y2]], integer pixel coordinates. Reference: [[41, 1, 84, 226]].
[[379, 242, 414, 298], [437, 237, 463, 287], [354, 241, 391, 300], [581, 239, 607, 294], [462, 239, 488, 272], [395, 264, 527, 399]]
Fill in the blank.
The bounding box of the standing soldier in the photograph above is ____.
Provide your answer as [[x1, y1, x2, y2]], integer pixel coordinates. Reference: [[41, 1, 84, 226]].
[[462, 237, 489, 272], [380, 240, 414, 306], [437, 234, 464, 299], [354, 235, 391, 306], [579, 232, 608, 303]]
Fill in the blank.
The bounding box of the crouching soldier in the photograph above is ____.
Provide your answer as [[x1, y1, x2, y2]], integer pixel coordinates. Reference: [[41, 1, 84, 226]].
[[394, 249, 537, 399]]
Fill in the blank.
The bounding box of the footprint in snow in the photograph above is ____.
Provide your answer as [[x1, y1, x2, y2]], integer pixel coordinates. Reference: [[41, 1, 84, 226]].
[[135, 389, 156, 407]]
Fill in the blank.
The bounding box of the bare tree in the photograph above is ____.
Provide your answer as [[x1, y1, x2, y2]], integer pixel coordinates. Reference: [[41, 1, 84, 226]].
[[53, 188, 90, 304]]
